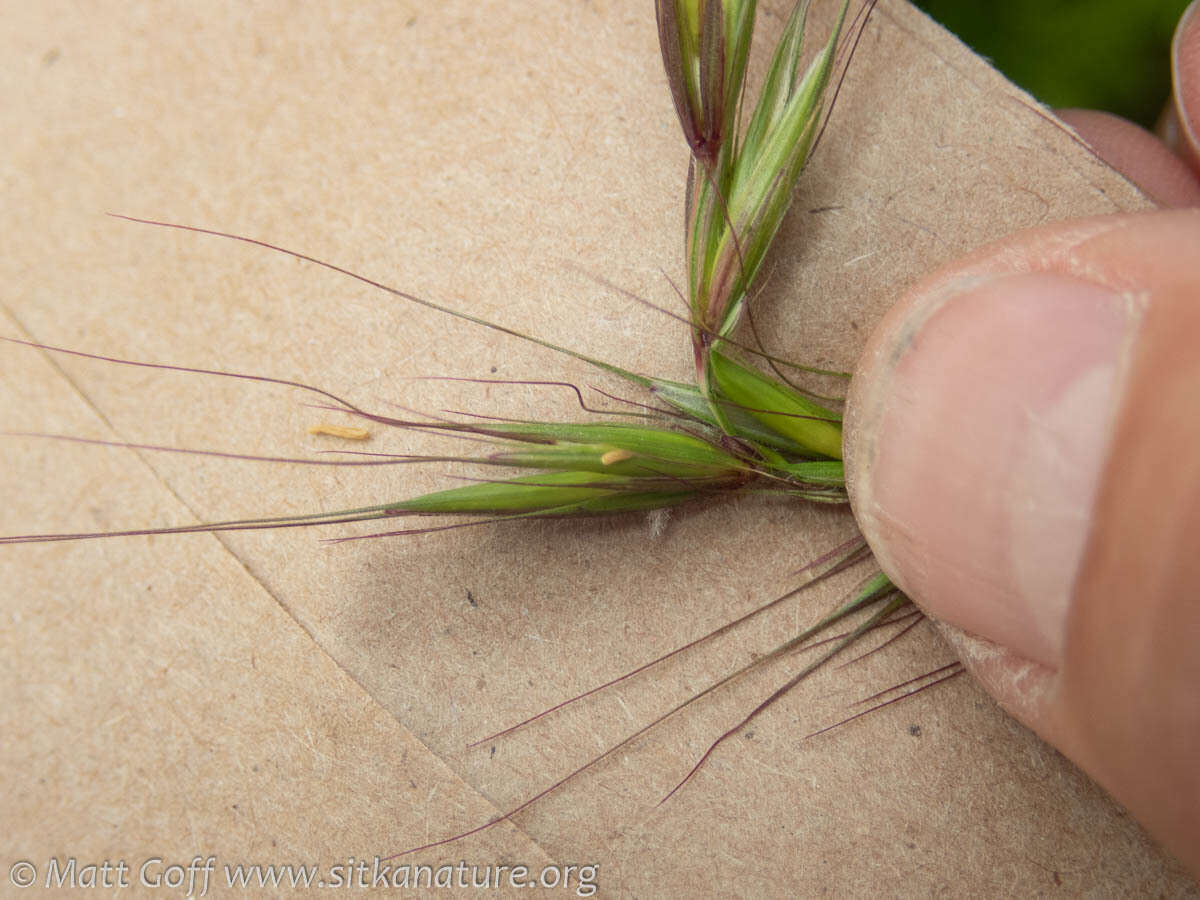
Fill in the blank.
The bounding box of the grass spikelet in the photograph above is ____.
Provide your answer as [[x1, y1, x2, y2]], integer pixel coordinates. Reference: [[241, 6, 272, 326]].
[[706, 347, 843, 458], [384, 470, 702, 517]]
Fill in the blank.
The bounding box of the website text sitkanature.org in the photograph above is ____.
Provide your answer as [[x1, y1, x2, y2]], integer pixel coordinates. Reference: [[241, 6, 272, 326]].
[[8, 855, 599, 896]]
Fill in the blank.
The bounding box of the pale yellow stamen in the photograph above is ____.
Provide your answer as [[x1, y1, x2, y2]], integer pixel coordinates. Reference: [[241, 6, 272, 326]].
[[600, 448, 635, 465], [307, 424, 370, 441]]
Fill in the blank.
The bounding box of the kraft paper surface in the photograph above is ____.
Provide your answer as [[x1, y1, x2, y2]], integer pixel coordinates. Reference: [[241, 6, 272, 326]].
[[2, 1, 1195, 896]]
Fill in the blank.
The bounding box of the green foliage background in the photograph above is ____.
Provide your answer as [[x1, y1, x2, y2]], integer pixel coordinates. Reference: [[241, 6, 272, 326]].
[[914, 0, 1190, 128]]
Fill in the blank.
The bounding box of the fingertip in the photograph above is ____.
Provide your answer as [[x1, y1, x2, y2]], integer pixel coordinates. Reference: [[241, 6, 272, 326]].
[[1169, 0, 1200, 173], [847, 213, 1200, 666], [846, 269, 1135, 667], [1057, 108, 1200, 208]]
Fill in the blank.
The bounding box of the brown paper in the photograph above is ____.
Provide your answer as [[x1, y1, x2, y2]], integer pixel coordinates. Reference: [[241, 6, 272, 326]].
[[2, 0, 1195, 895]]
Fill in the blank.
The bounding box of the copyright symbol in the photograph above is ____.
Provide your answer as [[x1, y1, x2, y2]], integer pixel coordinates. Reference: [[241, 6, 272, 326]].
[[9, 860, 36, 888]]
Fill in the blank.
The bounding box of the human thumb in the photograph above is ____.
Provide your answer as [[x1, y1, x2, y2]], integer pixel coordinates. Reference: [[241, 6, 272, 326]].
[[843, 210, 1200, 875]]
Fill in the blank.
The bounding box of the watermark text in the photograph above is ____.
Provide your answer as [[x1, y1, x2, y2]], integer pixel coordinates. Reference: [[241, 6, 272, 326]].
[[8, 856, 598, 895]]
